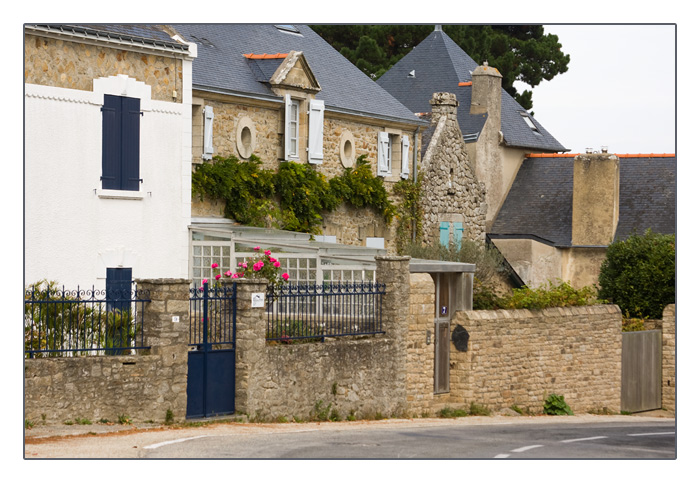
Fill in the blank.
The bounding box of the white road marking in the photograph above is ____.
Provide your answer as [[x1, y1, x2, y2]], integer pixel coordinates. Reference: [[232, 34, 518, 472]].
[[560, 436, 608, 443], [144, 435, 210, 450], [628, 431, 675, 437], [494, 454, 511, 458], [511, 445, 544, 453]]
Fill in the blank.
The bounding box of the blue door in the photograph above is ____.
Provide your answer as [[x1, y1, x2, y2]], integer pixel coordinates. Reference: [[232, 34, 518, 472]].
[[186, 282, 237, 418]]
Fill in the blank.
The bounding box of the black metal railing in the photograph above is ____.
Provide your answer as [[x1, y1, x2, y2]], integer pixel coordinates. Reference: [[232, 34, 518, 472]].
[[24, 284, 150, 358], [189, 282, 237, 349], [266, 282, 386, 342]]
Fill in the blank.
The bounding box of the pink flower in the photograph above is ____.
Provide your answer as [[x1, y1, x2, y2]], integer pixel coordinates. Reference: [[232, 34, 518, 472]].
[[264, 250, 271, 256], [269, 257, 277, 263], [232, 273, 239, 278], [254, 246, 261, 251], [282, 273, 289, 281], [253, 261, 264, 272], [274, 261, 281, 268], [225, 270, 232, 277], [202, 278, 208, 285], [211, 262, 218, 269], [215, 274, 221, 280], [241, 262, 248, 269]]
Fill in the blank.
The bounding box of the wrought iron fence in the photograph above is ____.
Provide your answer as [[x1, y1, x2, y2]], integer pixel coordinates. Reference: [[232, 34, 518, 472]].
[[189, 282, 237, 349], [24, 284, 150, 358], [266, 282, 386, 342]]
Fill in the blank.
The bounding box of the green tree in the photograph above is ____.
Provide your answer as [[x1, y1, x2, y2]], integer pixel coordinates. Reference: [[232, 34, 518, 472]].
[[597, 230, 676, 319], [311, 25, 570, 111]]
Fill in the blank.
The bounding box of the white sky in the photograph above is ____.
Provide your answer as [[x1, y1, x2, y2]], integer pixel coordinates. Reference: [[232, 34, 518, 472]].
[[521, 24, 676, 155]]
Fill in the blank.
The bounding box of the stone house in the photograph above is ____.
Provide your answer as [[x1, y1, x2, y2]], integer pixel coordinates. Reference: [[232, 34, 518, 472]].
[[169, 24, 426, 253], [378, 26, 676, 289], [489, 152, 677, 288], [24, 24, 197, 289]]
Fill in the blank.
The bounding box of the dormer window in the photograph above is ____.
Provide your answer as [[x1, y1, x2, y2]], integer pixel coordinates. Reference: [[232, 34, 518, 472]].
[[520, 112, 541, 135]]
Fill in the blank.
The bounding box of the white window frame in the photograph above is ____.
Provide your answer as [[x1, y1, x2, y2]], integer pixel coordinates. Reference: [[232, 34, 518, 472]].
[[285, 94, 300, 161]]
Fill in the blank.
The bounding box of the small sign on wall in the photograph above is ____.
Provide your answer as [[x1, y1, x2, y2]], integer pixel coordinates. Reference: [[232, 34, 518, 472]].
[[251, 292, 265, 308]]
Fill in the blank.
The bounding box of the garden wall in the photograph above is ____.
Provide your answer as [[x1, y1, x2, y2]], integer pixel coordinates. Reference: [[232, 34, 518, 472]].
[[234, 257, 409, 421], [662, 304, 675, 414], [450, 305, 622, 414], [24, 279, 190, 424]]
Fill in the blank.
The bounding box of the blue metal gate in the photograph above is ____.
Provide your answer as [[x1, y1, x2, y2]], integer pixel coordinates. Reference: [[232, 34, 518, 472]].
[[186, 282, 237, 418]]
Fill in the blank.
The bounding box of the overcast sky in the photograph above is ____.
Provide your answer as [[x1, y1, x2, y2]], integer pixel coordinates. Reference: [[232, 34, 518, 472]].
[[520, 24, 676, 155]]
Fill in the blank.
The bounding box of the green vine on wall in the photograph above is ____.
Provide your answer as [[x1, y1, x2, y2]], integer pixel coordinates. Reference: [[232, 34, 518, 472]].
[[192, 154, 405, 235], [393, 172, 424, 254]]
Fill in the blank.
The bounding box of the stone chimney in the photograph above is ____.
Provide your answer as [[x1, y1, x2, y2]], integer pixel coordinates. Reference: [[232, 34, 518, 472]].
[[469, 62, 503, 230], [429, 91, 459, 121], [470, 61, 502, 118], [571, 153, 620, 246]]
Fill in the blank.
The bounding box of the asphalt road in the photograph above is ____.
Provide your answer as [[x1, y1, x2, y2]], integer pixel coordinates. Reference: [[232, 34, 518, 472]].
[[24, 414, 676, 459]]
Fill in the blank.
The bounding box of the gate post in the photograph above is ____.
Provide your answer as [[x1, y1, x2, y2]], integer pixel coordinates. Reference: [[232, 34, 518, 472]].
[[136, 278, 191, 421], [375, 256, 410, 413], [233, 278, 268, 418]]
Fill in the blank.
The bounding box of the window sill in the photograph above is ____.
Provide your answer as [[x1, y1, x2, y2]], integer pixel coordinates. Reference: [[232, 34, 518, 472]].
[[97, 189, 145, 200]]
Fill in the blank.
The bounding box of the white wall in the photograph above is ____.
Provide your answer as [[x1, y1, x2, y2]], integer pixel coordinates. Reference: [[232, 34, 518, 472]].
[[24, 77, 191, 289]]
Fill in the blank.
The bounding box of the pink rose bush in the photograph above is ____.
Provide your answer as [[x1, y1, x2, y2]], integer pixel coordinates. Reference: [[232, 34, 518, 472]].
[[202, 246, 290, 291]]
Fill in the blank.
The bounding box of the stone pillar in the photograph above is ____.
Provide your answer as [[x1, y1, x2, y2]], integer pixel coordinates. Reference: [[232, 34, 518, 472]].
[[661, 304, 676, 414], [375, 256, 410, 411], [571, 153, 620, 246], [135, 278, 191, 420], [233, 278, 268, 417]]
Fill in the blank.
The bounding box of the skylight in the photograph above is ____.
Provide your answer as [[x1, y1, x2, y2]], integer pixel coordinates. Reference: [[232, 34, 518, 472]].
[[520, 112, 541, 135], [275, 25, 302, 35]]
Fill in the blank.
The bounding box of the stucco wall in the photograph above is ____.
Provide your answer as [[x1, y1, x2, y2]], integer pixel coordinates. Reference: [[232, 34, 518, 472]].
[[25, 33, 192, 288], [491, 238, 563, 288]]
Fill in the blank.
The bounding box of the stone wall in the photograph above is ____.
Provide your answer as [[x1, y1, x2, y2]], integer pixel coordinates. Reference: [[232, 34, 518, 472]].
[[24, 279, 190, 424], [405, 289, 623, 415], [662, 304, 676, 414], [25, 33, 184, 102], [420, 93, 487, 246], [235, 257, 410, 421]]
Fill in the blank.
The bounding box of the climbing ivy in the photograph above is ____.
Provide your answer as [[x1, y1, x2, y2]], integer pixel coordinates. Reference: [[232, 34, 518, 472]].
[[192, 154, 398, 235], [392, 172, 424, 254], [329, 155, 397, 224]]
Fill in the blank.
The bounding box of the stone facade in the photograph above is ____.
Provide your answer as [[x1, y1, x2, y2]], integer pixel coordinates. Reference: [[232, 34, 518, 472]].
[[190, 54, 419, 253], [25, 33, 184, 102], [405, 273, 623, 415], [24, 279, 191, 424], [420, 92, 487, 246], [661, 304, 676, 414]]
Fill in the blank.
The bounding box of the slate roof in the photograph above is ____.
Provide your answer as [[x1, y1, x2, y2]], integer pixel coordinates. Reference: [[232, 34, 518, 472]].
[[489, 155, 677, 247], [32, 24, 189, 51], [377, 28, 567, 152], [169, 24, 423, 125]]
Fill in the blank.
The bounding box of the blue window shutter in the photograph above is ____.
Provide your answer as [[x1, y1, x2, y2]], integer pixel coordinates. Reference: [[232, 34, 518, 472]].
[[454, 222, 464, 250], [101, 95, 121, 190], [122, 96, 141, 191], [439, 222, 450, 247]]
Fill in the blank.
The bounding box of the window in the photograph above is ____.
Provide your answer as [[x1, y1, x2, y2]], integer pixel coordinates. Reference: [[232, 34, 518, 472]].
[[439, 221, 464, 249], [101, 95, 141, 191], [378, 132, 410, 178], [285, 95, 300, 160], [106, 267, 132, 313], [520, 111, 541, 135]]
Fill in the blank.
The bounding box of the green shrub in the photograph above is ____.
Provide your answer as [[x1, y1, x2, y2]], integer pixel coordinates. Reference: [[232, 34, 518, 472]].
[[543, 394, 573, 415], [501, 280, 598, 310], [598, 229, 675, 319], [468, 402, 491, 416], [437, 406, 468, 418]]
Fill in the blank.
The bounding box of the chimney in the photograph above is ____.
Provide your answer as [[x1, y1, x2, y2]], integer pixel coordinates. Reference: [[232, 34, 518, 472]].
[[571, 153, 620, 246], [429, 92, 458, 122], [470, 61, 502, 118]]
